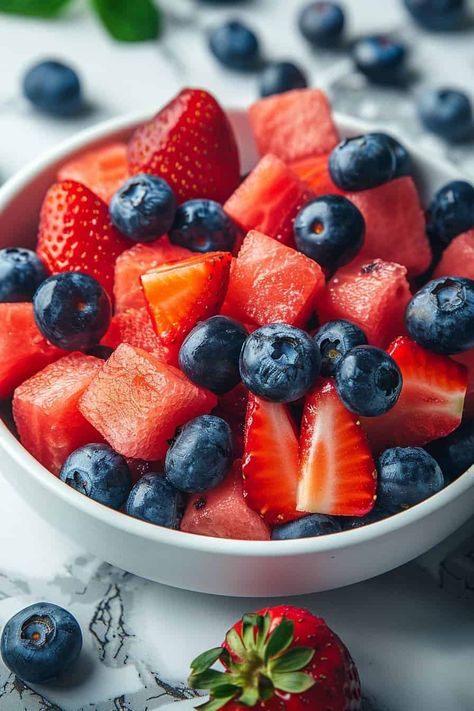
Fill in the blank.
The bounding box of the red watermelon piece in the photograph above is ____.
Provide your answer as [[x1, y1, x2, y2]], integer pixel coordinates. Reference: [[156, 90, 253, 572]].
[[249, 89, 339, 163], [101, 307, 179, 365], [290, 153, 344, 196], [79, 343, 217, 460], [13, 353, 103, 475], [58, 142, 129, 203], [432, 229, 474, 280], [317, 257, 411, 348], [222, 230, 325, 327]]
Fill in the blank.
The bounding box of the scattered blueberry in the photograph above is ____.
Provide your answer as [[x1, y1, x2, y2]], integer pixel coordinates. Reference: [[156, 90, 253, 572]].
[[33, 272, 111, 351], [335, 345, 402, 417], [1, 602, 82, 683], [298, 2, 345, 48], [86, 345, 114, 360], [328, 134, 397, 191], [369, 133, 412, 177], [377, 447, 445, 513], [179, 316, 248, 394], [59, 444, 132, 510], [259, 61, 308, 98], [426, 180, 474, 252], [165, 415, 233, 494], [109, 174, 177, 243], [169, 199, 238, 253], [294, 195, 365, 270], [239, 324, 321, 403], [417, 88, 473, 142], [406, 276, 474, 354], [340, 506, 391, 529], [23, 60, 83, 117], [0, 248, 48, 303], [272, 514, 341, 540], [426, 419, 474, 482], [125, 474, 184, 529], [208, 20, 260, 70], [314, 320, 368, 376], [352, 35, 407, 85], [404, 0, 466, 31]]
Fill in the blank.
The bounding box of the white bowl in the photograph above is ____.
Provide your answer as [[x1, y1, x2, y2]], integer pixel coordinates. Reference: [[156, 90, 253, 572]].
[[0, 109, 473, 598]]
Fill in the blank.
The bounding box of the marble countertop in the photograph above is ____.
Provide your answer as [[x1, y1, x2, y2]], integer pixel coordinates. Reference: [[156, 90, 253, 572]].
[[0, 1, 473, 709]]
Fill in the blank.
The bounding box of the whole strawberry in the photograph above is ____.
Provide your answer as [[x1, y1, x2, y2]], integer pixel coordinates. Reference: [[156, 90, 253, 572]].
[[188, 605, 361, 710]]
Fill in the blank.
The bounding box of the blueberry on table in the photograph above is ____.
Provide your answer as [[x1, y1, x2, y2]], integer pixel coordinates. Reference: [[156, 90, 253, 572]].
[[405, 276, 474, 354], [259, 61, 308, 98], [369, 133, 412, 178], [60, 443, 132, 510], [109, 174, 177, 243], [426, 419, 474, 482], [294, 195, 365, 270], [340, 506, 391, 529], [240, 324, 321, 403], [33, 272, 111, 351], [125, 474, 184, 529], [328, 134, 397, 191], [314, 320, 368, 376], [23, 60, 83, 117], [352, 35, 407, 85], [208, 20, 260, 70], [272, 513, 341, 540], [335, 345, 402, 417], [376, 447, 445, 513], [427, 180, 474, 252], [179, 315, 248, 394], [404, 0, 466, 31], [298, 2, 345, 48], [0, 248, 47, 302], [417, 88, 473, 142], [1, 602, 82, 683], [169, 199, 238, 253]]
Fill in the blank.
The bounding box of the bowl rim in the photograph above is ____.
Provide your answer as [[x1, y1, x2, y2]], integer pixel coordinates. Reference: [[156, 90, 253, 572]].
[[0, 107, 471, 559]]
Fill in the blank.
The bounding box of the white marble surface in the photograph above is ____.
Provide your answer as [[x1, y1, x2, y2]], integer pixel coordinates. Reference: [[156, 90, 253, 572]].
[[0, 1, 474, 709]]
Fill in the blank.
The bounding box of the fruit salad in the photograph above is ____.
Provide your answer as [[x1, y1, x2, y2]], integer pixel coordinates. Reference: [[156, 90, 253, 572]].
[[1, 87, 474, 542]]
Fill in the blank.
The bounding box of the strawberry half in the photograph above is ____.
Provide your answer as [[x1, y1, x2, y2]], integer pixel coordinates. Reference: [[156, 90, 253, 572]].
[[242, 394, 304, 525], [141, 251, 232, 347], [127, 88, 240, 204], [362, 336, 468, 453], [36, 180, 129, 300], [297, 379, 376, 516]]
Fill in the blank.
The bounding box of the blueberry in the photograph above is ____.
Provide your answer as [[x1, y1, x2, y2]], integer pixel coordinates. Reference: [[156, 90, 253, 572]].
[[23, 60, 83, 117], [169, 199, 238, 253], [426, 419, 474, 482], [86, 345, 114, 360], [314, 320, 368, 376], [0, 248, 48, 302], [369, 133, 412, 178], [328, 134, 397, 192], [59, 443, 132, 510], [125, 474, 184, 528], [417, 88, 473, 142], [352, 35, 406, 85], [165, 415, 233, 494], [1, 603, 82, 683], [272, 514, 341, 540], [109, 174, 176, 243], [298, 2, 345, 48], [335, 345, 402, 417], [406, 277, 474, 354], [294, 195, 365, 270], [259, 61, 308, 98], [239, 324, 320, 403], [377, 447, 445, 513], [427, 181, 474, 252], [208, 20, 260, 70], [179, 316, 248, 395], [404, 0, 466, 31], [33, 272, 111, 351], [340, 506, 391, 529]]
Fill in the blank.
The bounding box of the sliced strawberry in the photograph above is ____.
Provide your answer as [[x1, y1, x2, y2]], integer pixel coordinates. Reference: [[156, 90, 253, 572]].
[[362, 336, 468, 452], [297, 379, 376, 516], [58, 142, 129, 203], [128, 88, 240, 204], [141, 252, 232, 347], [36, 180, 130, 300], [242, 394, 305, 525], [101, 307, 179, 365], [290, 153, 344, 196]]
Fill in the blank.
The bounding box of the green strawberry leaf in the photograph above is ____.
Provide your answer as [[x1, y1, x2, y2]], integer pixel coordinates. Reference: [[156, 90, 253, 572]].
[[188, 669, 228, 691], [197, 695, 237, 711], [272, 671, 315, 694], [190, 647, 224, 675], [270, 647, 315, 673], [255, 613, 271, 653], [241, 613, 258, 651], [236, 685, 260, 706], [90, 0, 160, 42], [0, 0, 72, 17], [225, 628, 246, 659], [264, 618, 294, 663]]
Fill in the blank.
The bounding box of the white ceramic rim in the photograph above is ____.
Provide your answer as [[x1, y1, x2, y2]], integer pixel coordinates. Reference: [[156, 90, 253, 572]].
[[0, 107, 471, 560]]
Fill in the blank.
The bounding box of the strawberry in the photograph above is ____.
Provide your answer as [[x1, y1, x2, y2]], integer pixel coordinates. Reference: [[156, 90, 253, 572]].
[[242, 394, 305, 525], [297, 379, 377, 516], [127, 88, 240, 204], [362, 336, 468, 453], [36, 180, 129, 300], [188, 605, 361, 711], [141, 252, 232, 348]]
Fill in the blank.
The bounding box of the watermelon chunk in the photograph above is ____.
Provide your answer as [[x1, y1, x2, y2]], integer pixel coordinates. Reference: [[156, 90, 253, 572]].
[[317, 258, 411, 348], [433, 229, 474, 280], [101, 307, 179, 365], [222, 230, 325, 327], [180, 460, 271, 540], [79, 343, 217, 460], [290, 154, 344, 196], [13, 353, 103, 475], [224, 154, 313, 248], [58, 142, 129, 203], [249, 89, 339, 163], [0, 303, 65, 400]]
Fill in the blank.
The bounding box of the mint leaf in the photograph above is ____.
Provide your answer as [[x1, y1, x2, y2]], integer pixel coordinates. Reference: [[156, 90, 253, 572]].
[[0, 0, 72, 17], [270, 647, 315, 674], [91, 0, 160, 42], [272, 671, 315, 694]]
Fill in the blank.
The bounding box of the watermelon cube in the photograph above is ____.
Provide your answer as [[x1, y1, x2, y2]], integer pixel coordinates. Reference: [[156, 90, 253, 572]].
[[433, 229, 474, 280], [222, 230, 325, 327], [290, 154, 344, 196], [79, 343, 217, 460], [101, 307, 179, 365], [58, 142, 129, 203], [249, 89, 339, 163], [317, 258, 411, 348], [13, 353, 103, 475], [0, 303, 65, 400]]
